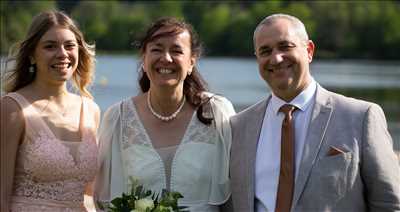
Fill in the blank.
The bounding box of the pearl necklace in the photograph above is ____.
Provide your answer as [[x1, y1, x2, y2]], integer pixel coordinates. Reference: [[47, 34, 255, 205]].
[[147, 92, 186, 122]]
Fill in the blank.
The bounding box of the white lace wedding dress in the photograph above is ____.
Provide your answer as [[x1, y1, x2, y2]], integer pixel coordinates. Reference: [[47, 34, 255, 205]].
[[94, 94, 235, 212]]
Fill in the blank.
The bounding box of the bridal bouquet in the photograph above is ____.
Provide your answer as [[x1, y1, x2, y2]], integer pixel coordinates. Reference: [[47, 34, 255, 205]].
[[100, 177, 187, 212]]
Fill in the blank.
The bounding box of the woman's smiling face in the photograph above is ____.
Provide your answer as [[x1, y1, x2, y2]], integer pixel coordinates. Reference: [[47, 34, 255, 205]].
[[32, 26, 79, 84], [142, 27, 195, 89]]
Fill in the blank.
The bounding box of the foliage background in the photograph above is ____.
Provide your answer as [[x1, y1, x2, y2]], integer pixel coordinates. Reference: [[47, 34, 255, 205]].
[[1, 0, 400, 59]]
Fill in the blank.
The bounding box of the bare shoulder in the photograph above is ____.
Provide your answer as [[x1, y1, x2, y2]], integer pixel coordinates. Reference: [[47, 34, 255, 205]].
[[0, 95, 25, 135], [83, 96, 100, 113], [1, 95, 24, 120], [80, 95, 101, 128]]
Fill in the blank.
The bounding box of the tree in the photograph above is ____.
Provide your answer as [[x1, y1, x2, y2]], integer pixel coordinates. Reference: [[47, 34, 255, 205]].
[[199, 3, 231, 56], [1, 1, 56, 54]]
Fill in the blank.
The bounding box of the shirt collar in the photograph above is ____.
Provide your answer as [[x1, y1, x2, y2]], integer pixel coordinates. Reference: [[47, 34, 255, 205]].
[[270, 78, 317, 115]]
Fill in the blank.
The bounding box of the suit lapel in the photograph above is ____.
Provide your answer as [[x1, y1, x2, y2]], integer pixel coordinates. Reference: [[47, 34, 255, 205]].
[[292, 85, 333, 208], [244, 98, 269, 211]]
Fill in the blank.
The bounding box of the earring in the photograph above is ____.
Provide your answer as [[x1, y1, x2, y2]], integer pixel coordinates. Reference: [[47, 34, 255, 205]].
[[188, 69, 192, 76], [141, 63, 145, 72], [29, 64, 35, 73]]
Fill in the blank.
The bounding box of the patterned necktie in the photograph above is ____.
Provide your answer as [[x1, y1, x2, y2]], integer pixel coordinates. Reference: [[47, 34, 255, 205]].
[[275, 104, 297, 212]]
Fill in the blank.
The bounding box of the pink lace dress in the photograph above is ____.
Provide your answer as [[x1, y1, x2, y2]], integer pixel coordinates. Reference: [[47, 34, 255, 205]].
[[6, 93, 99, 212]]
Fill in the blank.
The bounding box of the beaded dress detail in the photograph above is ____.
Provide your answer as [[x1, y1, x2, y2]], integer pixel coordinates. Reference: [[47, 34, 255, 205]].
[[6, 93, 98, 212]]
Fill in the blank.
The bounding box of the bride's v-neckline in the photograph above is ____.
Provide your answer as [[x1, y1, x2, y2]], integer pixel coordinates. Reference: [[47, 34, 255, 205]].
[[128, 98, 197, 151]]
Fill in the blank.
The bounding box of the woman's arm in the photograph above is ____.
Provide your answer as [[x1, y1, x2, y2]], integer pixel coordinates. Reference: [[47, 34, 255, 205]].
[[84, 101, 101, 211], [0, 97, 24, 211], [208, 95, 236, 205]]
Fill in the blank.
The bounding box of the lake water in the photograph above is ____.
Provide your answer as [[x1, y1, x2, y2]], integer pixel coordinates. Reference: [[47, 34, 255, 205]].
[[92, 55, 400, 149], [92, 56, 400, 106]]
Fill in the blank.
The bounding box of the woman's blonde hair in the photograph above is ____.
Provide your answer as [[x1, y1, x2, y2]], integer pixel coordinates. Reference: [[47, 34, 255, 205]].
[[2, 10, 95, 98]]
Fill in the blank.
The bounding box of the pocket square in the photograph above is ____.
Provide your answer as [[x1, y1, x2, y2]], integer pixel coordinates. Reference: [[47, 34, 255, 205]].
[[327, 146, 346, 156]]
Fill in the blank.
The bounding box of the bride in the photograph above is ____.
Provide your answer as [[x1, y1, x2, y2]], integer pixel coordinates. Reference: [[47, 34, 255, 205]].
[[94, 17, 235, 211]]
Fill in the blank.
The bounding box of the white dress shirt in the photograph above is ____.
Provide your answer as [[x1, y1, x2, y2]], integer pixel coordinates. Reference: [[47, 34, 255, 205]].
[[255, 79, 317, 212]]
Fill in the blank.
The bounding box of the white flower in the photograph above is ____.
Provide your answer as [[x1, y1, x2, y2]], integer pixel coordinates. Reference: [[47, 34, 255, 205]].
[[135, 198, 155, 211]]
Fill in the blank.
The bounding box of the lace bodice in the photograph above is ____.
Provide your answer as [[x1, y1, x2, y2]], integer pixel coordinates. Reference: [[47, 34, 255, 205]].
[[120, 98, 218, 194], [122, 98, 221, 211], [94, 96, 235, 212], [6, 93, 98, 211]]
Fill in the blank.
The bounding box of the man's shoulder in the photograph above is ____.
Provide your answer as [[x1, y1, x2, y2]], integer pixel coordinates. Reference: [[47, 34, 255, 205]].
[[320, 86, 380, 114], [231, 98, 268, 122]]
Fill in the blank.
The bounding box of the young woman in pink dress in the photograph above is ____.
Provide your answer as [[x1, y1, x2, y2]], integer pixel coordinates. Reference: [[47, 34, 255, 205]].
[[0, 10, 100, 211]]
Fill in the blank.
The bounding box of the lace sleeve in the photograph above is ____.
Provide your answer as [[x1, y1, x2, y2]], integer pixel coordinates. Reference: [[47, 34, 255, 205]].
[[208, 94, 236, 205], [93, 102, 124, 208]]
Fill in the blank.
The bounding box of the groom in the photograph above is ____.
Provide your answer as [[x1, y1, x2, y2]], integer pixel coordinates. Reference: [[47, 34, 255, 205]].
[[226, 14, 400, 212]]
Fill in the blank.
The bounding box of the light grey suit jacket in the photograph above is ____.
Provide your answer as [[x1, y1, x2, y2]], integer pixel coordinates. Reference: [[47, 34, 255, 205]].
[[227, 85, 400, 212]]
